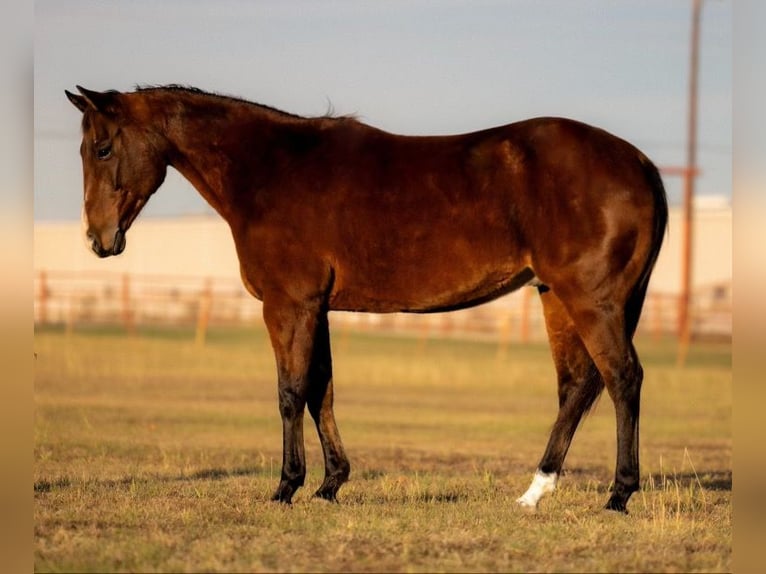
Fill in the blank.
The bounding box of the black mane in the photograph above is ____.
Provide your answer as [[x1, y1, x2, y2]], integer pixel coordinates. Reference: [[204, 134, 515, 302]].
[[134, 84, 352, 122]]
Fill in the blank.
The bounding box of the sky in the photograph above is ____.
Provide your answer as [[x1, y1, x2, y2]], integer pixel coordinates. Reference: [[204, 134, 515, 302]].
[[34, 0, 732, 221]]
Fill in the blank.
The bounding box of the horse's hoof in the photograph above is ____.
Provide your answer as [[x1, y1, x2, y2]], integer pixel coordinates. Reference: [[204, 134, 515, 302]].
[[603, 496, 629, 514], [313, 488, 339, 503], [271, 483, 296, 504], [271, 493, 293, 504], [515, 497, 538, 512]]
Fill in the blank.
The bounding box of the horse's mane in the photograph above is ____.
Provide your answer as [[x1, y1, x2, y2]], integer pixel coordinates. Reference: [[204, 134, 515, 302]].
[[134, 84, 355, 122]]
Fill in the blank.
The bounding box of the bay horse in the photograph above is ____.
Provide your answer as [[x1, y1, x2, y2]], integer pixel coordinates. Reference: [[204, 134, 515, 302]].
[[66, 85, 667, 513]]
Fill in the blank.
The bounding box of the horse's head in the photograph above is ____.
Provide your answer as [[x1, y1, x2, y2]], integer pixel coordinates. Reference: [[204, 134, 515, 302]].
[[65, 86, 167, 257]]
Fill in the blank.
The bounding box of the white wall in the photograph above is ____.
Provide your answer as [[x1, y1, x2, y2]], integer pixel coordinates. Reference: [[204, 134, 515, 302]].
[[34, 215, 242, 280], [650, 205, 732, 294]]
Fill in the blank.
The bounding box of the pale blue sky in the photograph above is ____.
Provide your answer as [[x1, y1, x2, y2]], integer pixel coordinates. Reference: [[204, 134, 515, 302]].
[[35, 0, 731, 221]]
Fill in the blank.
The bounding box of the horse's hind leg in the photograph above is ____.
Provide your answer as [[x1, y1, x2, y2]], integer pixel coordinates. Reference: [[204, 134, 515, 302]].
[[548, 286, 644, 513], [306, 311, 350, 501], [517, 287, 605, 510]]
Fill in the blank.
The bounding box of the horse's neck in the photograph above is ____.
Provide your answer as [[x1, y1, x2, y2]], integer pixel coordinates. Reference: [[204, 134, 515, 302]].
[[144, 92, 310, 222], [160, 101, 257, 220]]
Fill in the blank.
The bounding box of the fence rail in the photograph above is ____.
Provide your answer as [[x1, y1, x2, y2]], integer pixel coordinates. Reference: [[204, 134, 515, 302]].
[[34, 270, 731, 344]]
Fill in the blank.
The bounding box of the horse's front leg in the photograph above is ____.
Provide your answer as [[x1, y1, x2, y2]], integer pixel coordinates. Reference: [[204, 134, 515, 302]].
[[263, 294, 323, 504], [306, 310, 350, 501]]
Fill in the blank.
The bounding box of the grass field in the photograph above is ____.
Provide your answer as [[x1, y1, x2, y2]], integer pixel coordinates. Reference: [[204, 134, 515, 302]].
[[33, 324, 732, 572]]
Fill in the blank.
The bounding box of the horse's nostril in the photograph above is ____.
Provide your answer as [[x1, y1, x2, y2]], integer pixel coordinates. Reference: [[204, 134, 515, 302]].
[[87, 232, 97, 248], [86, 231, 106, 257]]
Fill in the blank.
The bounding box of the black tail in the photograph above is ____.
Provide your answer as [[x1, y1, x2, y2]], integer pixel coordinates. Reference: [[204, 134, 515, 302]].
[[625, 157, 669, 338]]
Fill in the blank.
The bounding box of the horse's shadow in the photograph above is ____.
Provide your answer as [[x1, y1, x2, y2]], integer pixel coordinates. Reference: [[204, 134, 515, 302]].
[[644, 469, 731, 492], [561, 467, 731, 494], [34, 467, 732, 497], [33, 465, 272, 494]]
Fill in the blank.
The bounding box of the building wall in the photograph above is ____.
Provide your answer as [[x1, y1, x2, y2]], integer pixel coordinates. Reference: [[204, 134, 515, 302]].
[[650, 206, 732, 293], [34, 216, 242, 281]]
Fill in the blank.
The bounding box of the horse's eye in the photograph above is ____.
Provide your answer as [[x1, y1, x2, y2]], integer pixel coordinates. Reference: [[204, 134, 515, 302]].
[[96, 145, 112, 160]]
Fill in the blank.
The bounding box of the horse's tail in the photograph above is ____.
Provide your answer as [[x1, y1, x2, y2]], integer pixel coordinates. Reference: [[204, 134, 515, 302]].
[[626, 156, 669, 339]]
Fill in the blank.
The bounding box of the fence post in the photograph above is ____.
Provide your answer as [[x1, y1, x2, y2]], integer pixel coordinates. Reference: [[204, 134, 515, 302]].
[[65, 292, 75, 335], [38, 270, 48, 325], [195, 278, 213, 347], [650, 293, 662, 342], [520, 287, 531, 344], [121, 273, 135, 335], [676, 292, 692, 367], [496, 312, 511, 361]]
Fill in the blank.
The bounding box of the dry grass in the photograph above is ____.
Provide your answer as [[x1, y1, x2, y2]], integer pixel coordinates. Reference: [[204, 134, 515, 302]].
[[34, 325, 731, 572]]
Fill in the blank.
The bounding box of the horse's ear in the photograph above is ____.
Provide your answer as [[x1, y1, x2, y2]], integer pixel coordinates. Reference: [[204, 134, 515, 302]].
[[73, 86, 122, 115], [65, 89, 89, 113]]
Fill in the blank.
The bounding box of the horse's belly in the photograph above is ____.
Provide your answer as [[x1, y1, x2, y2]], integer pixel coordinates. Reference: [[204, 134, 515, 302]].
[[329, 262, 536, 313]]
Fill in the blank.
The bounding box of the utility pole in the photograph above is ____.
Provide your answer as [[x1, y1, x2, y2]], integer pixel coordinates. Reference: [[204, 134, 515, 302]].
[[677, 0, 702, 366]]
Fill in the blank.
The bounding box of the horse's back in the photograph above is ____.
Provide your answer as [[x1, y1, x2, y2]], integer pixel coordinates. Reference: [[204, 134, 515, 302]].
[[237, 116, 665, 314]]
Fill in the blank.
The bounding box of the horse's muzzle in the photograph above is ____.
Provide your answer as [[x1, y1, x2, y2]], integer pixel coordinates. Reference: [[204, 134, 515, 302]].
[[88, 228, 126, 258]]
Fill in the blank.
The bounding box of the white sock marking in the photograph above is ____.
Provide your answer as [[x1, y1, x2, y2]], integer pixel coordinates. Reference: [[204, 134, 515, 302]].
[[516, 470, 558, 509]]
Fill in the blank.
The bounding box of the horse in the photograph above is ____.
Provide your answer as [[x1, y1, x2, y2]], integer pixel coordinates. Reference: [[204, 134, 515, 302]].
[[66, 84, 667, 513]]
